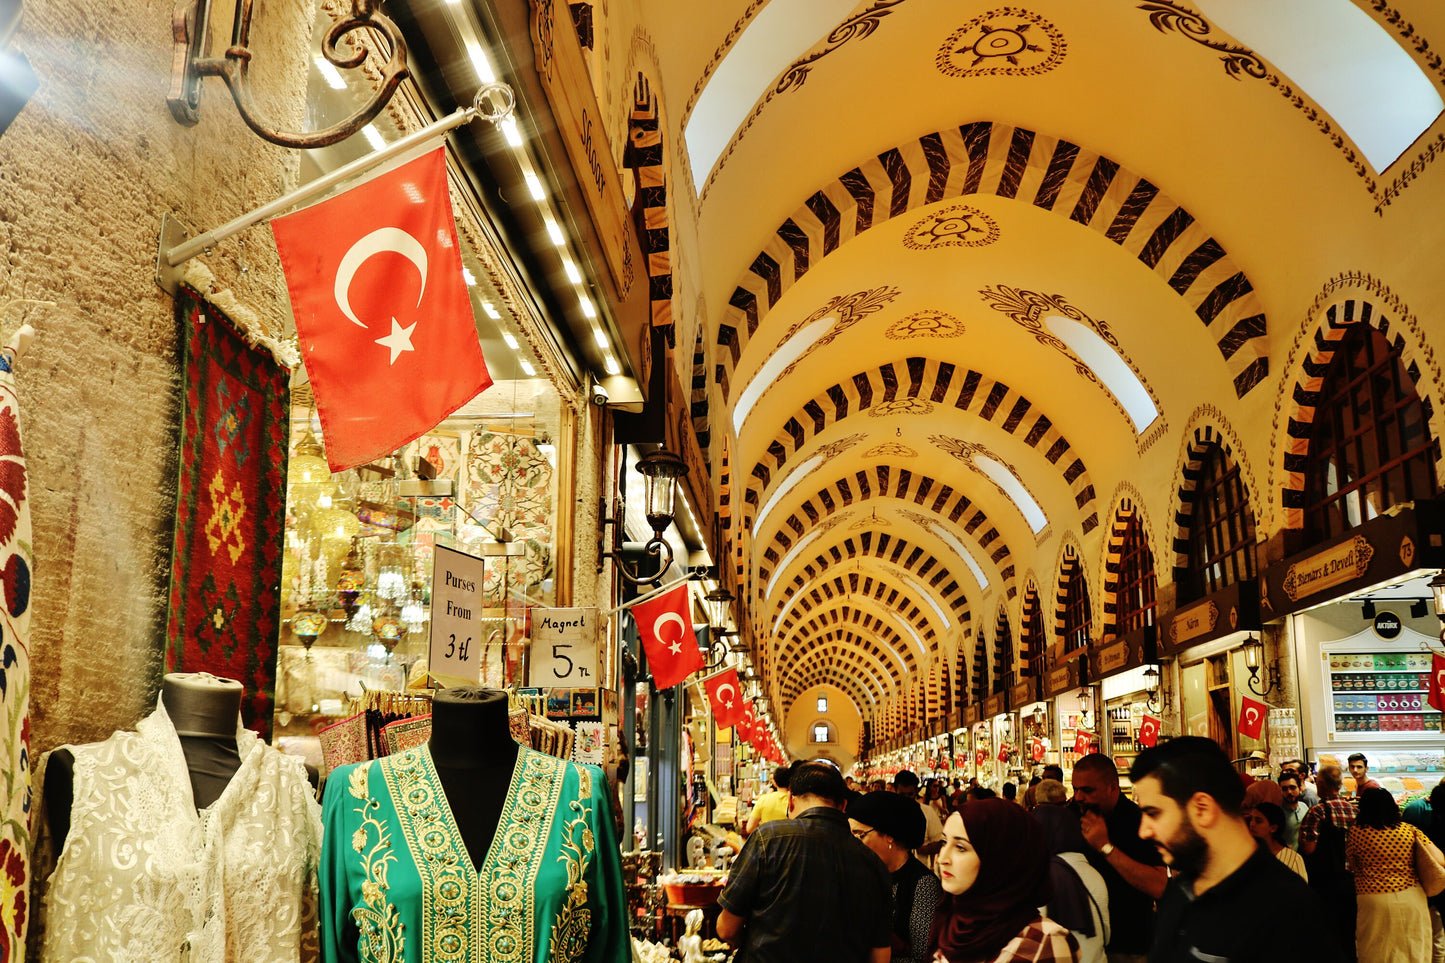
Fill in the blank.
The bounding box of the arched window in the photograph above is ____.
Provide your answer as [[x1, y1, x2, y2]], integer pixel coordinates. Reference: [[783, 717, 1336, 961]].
[[1117, 514, 1157, 633], [1061, 559, 1092, 653], [811, 721, 836, 744], [1185, 444, 1257, 601], [1022, 591, 1046, 677], [1303, 325, 1438, 545], [993, 617, 1013, 693], [973, 633, 988, 703]]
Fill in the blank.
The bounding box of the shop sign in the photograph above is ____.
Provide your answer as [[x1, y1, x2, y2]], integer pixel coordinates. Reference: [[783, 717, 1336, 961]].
[[529, 0, 642, 305], [1372, 610, 1403, 639], [1043, 659, 1082, 698], [429, 543, 487, 684], [529, 607, 601, 685], [1281, 535, 1375, 604], [1010, 678, 1038, 707], [1096, 640, 1132, 675], [1089, 625, 1155, 680], [963, 704, 981, 726], [1168, 600, 1218, 648], [984, 692, 1007, 717]]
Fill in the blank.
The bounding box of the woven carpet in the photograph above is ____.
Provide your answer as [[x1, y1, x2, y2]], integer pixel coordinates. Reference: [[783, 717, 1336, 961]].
[[164, 286, 289, 737]]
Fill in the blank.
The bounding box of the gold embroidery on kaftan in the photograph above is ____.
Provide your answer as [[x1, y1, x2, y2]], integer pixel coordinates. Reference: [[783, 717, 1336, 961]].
[[550, 767, 597, 963], [383, 747, 564, 962], [350, 762, 406, 962]]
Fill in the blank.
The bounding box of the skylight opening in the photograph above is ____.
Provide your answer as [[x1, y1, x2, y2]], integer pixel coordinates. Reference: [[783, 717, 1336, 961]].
[[974, 455, 1047, 533], [1044, 315, 1158, 433], [732, 315, 833, 435], [1195, 0, 1443, 172], [918, 519, 989, 591], [684, 0, 859, 191], [753, 454, 823, 537]]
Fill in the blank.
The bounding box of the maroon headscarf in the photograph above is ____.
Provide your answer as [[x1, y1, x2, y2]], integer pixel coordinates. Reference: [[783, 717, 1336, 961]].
[[930, 798, 1052, 962]]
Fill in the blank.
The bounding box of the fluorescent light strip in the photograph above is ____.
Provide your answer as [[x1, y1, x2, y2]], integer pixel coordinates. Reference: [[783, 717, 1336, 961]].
[[593, 328, 609, 349], [462, 268, 477, 287], [519, 360, 536, 376], [482, 301, 501, 320], [579, 295, 597, 319], [314, 58, 346, 90], [502, 333, 519, 349], [361, 124, 385, 152], [562, 258, 582, 283], [524, 171, 545, 200], [464, 40, 496, 83], [604, 356, 620, 376], [544, 218, 565, 246], [500, 117, 523, 147]]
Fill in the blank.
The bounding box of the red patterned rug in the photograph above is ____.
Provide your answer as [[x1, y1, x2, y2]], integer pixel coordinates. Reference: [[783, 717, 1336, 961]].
[[164, 286, 289, 736]]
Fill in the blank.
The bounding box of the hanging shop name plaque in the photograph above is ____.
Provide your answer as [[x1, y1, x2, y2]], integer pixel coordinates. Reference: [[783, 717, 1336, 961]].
[[428, 543, 487, 684], [529, 607, 600, 685]]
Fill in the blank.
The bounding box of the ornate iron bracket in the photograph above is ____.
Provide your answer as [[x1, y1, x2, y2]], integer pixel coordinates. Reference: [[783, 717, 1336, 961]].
[[168, 0, 410, 149]]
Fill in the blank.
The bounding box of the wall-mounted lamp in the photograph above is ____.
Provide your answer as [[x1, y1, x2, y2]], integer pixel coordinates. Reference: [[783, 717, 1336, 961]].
[[1143, 662, 1163, 712], [702, 586, 736, 669], [599, 445, 689, 585], [1242, 635, 1276, 696]]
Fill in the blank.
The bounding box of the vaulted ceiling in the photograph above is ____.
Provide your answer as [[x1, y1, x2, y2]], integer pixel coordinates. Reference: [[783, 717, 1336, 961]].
[[604, 0, 1445, 749]]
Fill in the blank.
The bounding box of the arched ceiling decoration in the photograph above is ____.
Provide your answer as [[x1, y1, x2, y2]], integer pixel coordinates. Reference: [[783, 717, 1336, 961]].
[[621, 0, 1445, 745], [714, 121, 1270, 401]]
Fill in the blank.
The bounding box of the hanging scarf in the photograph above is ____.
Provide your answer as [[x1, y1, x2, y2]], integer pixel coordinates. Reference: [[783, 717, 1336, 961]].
[[931, 799, 1051, 962]]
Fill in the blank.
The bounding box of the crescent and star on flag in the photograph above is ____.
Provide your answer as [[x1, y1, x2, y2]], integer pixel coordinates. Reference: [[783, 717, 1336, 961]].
[[334, 226, 429, 366]]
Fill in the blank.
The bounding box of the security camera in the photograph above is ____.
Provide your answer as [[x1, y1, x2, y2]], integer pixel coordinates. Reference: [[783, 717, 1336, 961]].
[[590, 382, 610, 406]]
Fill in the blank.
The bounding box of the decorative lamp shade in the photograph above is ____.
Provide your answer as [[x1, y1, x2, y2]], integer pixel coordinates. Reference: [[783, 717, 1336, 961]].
[[634, 446, 688, 535], [290, 430, 331, 487], [291, 610, 329, 648], [317, 506, 361, 542], [1243, 637, 1262, 670], [704, 587, 735, 632], [372, 613, 407, 653]]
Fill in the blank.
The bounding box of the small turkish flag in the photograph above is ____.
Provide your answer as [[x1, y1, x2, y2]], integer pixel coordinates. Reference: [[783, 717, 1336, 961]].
[[1030, 737, 1045, 762], [1238, 696, 1268, 740], [630, 584, 703, 689], [1138, 715, 1161, 748], [704, 667, 746, 729], [1074, 730, 1094, 755], [975, 747, 987, 766], [738, 703, 758, 745], [1429, 654, 1445, 713], [272, 147, 492, 471], [997, 744, 1010, 763]]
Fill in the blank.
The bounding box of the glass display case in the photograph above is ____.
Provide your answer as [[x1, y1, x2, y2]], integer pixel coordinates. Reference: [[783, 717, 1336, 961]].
[[1325, 650, 1440, 735]]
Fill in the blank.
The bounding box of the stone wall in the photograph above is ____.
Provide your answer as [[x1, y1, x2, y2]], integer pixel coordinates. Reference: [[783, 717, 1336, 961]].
[[0, 0, 313, 751]]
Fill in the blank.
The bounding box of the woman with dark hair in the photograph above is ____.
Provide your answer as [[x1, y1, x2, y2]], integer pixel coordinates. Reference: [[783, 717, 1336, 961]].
[[1245, 801, 1308, 881], [1031, 803, 1108, 963], [931, 798, 1079, 963], [1347, 787, 1438, 961], [849, 791, 943, 963], [926, 779, 951, 822]]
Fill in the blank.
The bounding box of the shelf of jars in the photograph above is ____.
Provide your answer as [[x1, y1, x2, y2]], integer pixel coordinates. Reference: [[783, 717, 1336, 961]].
[[1328, 652, 1441, 734]]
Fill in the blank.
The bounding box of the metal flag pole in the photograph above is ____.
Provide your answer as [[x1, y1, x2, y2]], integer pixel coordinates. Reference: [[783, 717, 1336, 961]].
[[604, 573, 696, 619], [156, 83, 514, 293]]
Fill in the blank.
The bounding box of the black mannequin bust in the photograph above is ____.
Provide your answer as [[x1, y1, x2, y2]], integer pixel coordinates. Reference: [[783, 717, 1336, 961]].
[[428, 686, 520, 868], [46, 673, 244, 847]]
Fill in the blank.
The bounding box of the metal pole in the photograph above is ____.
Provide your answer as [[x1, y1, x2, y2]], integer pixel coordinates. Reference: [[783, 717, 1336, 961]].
[[164, 106, 478, 268], [603, 573, 695, 619]]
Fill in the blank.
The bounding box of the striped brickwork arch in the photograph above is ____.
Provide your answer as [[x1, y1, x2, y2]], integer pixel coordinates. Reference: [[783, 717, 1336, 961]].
[[691, 321, 711, 452], [779, 605, 923, 673], [993, 606, 1013, 693], [1019, 580, 1044, 672], [1170, 424, 1254, 582], [767, 531, 975, 633], [955, 642, 969, 709], [1100, 497, 1156, 640], [972, 628, 989, 703], [624, 75, 673, 330], [782, 667, 876, 716], [779, 628, 903, 696], [716, 122, 1270, 401], [745, 357, 1099, 537], [772, 569, 944, 649], [1280, 298, 1443, 530], [779, 638, 892, 703], [758, 470, 1016, 602], [1054, 544, 1092, 651]]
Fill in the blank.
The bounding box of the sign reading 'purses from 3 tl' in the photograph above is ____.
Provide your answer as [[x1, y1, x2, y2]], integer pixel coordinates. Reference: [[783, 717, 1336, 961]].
[[428, 543, 487, 684], [529, 607, 600, 686]]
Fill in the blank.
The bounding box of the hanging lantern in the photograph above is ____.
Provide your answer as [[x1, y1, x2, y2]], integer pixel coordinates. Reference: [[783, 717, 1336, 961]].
[[336, 544, 365, 617]]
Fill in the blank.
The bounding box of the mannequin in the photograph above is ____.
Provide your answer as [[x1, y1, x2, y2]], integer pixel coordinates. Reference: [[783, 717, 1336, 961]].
[[46, 672, 244, 846], [427, 685, 519, 867]]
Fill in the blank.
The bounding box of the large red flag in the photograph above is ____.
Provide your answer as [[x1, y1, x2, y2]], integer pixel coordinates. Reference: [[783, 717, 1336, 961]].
[[703, 667, 746, 729], [272, 147, 492, 471], [1238, 696, 1268, 740], [630, 584, 703, 689], [1429, 654, 1445, 713]]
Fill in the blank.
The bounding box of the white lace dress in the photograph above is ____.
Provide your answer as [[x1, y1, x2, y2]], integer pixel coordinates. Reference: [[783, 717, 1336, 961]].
[[40, 701, 322, 963]]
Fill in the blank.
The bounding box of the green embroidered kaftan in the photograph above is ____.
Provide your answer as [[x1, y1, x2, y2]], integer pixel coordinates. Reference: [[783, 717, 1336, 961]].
[[320, 745, 629, 963]]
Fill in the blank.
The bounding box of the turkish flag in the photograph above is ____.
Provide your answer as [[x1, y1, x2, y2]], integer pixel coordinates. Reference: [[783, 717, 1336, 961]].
[[1429, 654, 1445, 713], [1074, 730, 1094, 755], [1238, 696, 1268, 740], [272, 147, 492, 471], [737, 703, 758, 745], [630, 584, 703, 689], [974, 747, 986, 766], [704, 667, 746, 729], [997, 744, 1010, 763], [1030, 737, 1045, 762], [1138, 715, 1161, 748]]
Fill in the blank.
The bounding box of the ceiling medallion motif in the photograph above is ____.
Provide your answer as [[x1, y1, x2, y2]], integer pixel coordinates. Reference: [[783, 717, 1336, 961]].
[[936, 7, 1066, 79], [869, 398, 935, 418], [886, 310, 965, 340], [814, 432, 869, 463], [865, 442, 917, 458], [851, 514, 888, 529], [774, 286, 903, 378], [903, 205, 1000, 250]]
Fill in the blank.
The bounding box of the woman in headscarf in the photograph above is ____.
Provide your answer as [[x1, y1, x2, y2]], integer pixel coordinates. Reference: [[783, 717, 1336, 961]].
[[849, 790, 944, 963], [931, 798, 1079, 963], [1031, 796, 1109, 963]]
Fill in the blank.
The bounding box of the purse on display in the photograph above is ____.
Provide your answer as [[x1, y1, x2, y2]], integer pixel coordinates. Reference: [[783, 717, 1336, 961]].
[[1413, 831, 1445, 898]]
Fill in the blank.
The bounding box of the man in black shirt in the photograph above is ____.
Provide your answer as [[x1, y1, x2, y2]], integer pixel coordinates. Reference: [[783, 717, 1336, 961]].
[[1072, 753, 1167, 962], [718, 760, 892, 963], [1131, 737, 1342, 963]]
